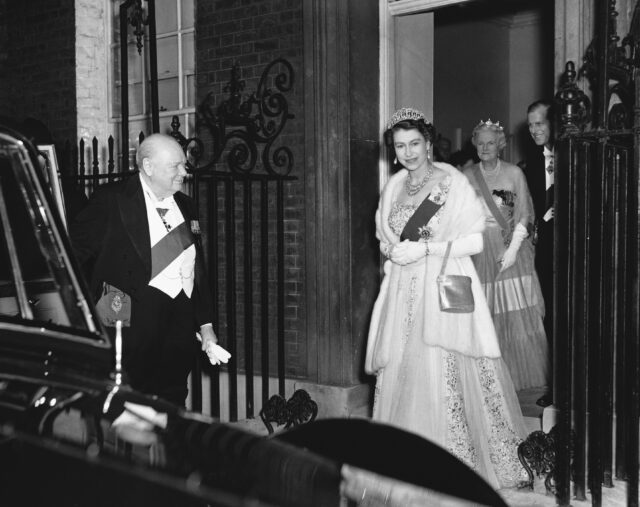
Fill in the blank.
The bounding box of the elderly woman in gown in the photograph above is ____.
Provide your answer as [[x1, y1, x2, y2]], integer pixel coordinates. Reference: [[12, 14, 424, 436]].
[[463, 120, 549, 392], [347, 109, 527, 505]]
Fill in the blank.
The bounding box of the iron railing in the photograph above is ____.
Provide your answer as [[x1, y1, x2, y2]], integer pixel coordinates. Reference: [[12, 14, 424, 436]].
[[553, 2, 640, 505]]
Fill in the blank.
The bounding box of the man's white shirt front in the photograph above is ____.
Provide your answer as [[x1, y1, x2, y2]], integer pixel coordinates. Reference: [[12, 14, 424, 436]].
[[140, 175, 195, 298], [543, 146, 554, 222]]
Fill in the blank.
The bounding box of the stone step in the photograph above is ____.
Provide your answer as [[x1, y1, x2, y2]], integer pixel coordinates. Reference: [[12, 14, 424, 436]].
[[523, 414, 542, 435]]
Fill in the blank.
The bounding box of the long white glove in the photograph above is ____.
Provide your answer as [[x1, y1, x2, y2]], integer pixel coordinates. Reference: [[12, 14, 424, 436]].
[[427, 233, 484, 258], [390, 239, 427, 265], [380, 241, 395, 258], [499, 222, 528, 272]]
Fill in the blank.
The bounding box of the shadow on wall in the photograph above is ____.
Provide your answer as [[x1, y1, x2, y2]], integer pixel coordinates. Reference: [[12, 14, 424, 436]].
[[514, 120, 534, 166]]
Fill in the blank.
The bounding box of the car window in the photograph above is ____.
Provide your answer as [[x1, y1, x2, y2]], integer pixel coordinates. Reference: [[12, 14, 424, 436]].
[[0, 166, 19, 320], [0, 159, 70, 324], [0, 158, 25, 320], [0, 147, 98, 333]]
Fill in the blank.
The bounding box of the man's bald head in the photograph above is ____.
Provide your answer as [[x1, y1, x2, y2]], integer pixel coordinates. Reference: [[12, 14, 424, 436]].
[[138, 134, 187, 200]]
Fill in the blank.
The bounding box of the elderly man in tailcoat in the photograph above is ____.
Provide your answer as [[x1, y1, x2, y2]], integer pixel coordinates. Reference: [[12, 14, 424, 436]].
[[70, 134, 217, 406]]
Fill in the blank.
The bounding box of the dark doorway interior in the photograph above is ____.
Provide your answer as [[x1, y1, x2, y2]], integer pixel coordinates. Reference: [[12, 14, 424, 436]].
[[433, 0, 554, 166]]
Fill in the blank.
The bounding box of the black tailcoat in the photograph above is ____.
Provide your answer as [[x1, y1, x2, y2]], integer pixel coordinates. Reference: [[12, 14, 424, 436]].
[[524, 143, 554, 344], [70, 175, 213, 403]]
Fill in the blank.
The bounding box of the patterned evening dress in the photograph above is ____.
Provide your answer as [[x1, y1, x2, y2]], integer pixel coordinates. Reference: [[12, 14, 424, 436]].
[[372, 172, 528, 490], [465, 161, 549, 391]]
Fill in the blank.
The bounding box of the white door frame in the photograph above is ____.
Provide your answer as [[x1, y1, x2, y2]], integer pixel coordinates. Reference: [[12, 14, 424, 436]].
[[379, 0, 581, 189], [378, 0, 473, 188]]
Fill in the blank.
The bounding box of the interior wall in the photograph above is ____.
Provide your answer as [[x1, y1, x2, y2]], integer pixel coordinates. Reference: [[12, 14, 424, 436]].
[[395, 13, 434, 120], [433, 19, 509, 155], [508, 18, 550, 164], [434, 4, 553, 165]]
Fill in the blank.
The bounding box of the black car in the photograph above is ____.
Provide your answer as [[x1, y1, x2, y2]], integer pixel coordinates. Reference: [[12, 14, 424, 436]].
[[0, 125, 508, 507], [0, 126, 347, 507]]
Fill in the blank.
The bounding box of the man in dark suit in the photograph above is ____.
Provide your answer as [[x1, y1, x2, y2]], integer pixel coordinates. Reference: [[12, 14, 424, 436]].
[[526, 100, 555, 407], [70, 134, 217, 406]]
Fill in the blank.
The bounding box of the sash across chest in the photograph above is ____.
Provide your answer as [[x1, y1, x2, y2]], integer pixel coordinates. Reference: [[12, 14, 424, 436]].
[[151, 221, 194, 278], [400, 196, 443, 241]]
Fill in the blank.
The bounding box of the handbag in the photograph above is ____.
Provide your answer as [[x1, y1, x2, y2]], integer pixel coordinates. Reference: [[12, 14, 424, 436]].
[[437, 241, 474, 313]]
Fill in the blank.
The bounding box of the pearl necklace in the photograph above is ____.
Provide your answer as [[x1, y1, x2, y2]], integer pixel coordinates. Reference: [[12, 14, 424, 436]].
[[480, 160, 501, 181], [405, 165, 435, 196]]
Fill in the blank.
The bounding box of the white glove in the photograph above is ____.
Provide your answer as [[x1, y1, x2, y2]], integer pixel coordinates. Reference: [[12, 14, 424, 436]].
[[380, 241, 395, 258], [390, 239, 427, 265], [196, 332, 231, 365], [500, 222, 528, 272], [427, 233, 484, 258]]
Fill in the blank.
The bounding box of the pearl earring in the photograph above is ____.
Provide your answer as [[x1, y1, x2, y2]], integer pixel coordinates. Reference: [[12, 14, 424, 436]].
[[394, 157, 398, 165]]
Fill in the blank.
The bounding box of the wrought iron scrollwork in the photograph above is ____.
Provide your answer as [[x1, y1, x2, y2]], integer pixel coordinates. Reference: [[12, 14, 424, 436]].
[[195, 59, 295, 175], [580, 0, 639, 130], [517, 426, 575, 495], [259, 389, 318, 434], [169, 115, 203, 170]]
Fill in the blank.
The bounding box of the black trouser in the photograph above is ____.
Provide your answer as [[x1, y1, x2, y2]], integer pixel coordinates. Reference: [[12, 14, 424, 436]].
[[535, 219, 554, 343], [123, 286, 197, 406], [535, 219, 554, 394]]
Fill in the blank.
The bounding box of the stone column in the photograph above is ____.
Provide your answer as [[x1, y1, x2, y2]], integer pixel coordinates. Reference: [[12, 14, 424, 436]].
[[299, 0, 380, 416]]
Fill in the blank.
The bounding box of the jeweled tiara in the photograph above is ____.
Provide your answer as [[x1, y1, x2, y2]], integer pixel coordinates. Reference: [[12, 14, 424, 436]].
[[386, 107, 427, 130], [476, 119, 504, 131]]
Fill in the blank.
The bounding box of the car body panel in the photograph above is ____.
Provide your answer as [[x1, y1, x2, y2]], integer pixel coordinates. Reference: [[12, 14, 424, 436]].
[[0, 126, 342, 507]]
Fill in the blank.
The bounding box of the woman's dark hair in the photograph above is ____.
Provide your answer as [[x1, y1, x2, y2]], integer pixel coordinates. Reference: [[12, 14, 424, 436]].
[[384, 119, 436, 147]]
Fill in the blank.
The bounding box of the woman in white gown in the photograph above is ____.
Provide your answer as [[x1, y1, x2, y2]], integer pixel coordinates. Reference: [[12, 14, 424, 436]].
[[357, 109, 527, 503]]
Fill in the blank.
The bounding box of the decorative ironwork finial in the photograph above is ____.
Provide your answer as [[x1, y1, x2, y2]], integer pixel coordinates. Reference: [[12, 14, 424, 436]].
[[129, 0, 149, 54], [555, 61, 591, 135]]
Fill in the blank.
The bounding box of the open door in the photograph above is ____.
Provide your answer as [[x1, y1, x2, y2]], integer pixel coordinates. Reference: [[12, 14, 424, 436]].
[[379, 0, 554, 184], [379, 0, 469, 188]]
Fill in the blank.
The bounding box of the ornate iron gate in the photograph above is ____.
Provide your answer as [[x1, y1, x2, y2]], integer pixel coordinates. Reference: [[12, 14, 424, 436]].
[[183, 59, 297, 421], [554, 2, 640, 505]]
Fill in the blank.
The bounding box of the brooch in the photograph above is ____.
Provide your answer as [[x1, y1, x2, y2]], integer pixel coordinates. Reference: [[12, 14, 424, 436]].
[[111, 293, 123, 314], [191, 220, 201, 235]]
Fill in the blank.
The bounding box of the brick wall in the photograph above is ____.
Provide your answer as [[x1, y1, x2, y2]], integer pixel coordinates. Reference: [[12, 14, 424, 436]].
[[0, 0, 8, 113], [0, 0, 77, 149], [196, 0, 306, 378]]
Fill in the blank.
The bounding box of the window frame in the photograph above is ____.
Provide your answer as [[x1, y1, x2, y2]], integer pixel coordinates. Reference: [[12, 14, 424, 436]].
[[107, 0, 196, 140]]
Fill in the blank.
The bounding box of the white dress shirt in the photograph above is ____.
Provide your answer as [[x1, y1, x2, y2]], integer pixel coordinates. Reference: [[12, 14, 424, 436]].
[[543, 146, 554, 189], [140, 175, 196, 298], [543, 146, 554, 222]]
